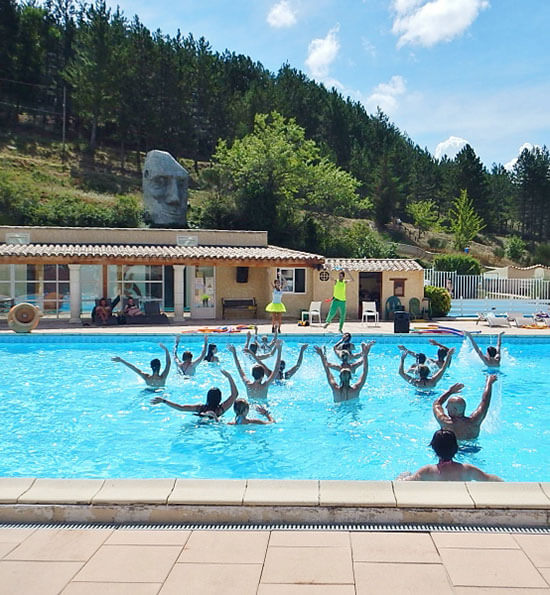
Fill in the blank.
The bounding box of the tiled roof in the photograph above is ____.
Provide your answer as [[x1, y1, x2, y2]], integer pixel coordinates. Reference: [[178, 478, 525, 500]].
[[325, 258, 423, 272], [0, 243, 324, 265]]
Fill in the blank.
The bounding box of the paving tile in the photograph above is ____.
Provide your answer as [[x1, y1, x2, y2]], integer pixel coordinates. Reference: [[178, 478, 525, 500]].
[[269, 530, 349, 548], [319, 480, 395, 507], [106, 529, 191, 546], [540, 568, 550, 583], [354, 561, 453, 594], [258, 586, 355, 595], [431, 531, 519, 549], [244, 480, 318, 506], [62, 583, 161, 595], [393, 481, 474, 507], [168, 479, 246, 505], [0, 560, 83, 595], [92, 479, 175, 504], [467, 482, 550, 509], [0, 542, 17, 558], [541, 483, 550, 501], [261, 546, 353, 584], [0, 527, 37, 543], [178, 530, 269, 564], [18, 479, 104, 504], [454, 588, 550, 594], [514, 534, 550, 567], [0, 477, 35, 503], [160, 562, 262, 595], [351, 531, 440, 563], [5, 528, 111, 561], [74, 544, 181, 583], [439, 547, 548, 588]]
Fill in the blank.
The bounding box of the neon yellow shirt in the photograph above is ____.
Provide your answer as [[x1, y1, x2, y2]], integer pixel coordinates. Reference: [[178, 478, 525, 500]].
[[333, 279, 347, 301]]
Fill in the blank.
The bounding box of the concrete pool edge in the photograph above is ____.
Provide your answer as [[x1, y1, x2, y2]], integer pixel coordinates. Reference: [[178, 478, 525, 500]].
[[1, 479, 549, 527]]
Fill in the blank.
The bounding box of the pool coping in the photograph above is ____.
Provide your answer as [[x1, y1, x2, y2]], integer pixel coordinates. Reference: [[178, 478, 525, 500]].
[[1, 479, 549, 527]]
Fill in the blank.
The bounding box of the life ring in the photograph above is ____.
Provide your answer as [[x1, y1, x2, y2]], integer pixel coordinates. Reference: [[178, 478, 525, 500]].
[[7, 303, 41, 333]]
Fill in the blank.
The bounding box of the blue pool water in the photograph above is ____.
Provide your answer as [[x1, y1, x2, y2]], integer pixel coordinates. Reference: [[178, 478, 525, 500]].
[[0, 333, 548, 481]]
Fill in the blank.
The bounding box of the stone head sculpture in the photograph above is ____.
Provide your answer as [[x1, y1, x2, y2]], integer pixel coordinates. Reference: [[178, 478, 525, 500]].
[[143, 150, 189, 227]]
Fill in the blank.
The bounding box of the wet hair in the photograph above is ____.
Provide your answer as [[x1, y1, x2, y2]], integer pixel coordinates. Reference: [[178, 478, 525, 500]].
[[487, 346, 497, 358], [251, 364, 265, 380], [206, 387, 222, 410], [416, 353, 427, 364], [233, 398, 249, 417], [182, 351, 193, 361], [418, 365, 430, 380], [340, 350, 350, 362], [341, 341, 352, 352], [150, 358, 161, 374], [205, 344, 217, 362], [430, 429, 458, 461], [437, 347, 448, 361], [249, 343, 258, 355], [340, 367, 352, 383], [99, 297, 107, 305]]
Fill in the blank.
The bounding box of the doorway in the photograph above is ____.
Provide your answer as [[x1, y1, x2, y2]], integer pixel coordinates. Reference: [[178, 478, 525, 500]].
[[359, 272, 382, 318]]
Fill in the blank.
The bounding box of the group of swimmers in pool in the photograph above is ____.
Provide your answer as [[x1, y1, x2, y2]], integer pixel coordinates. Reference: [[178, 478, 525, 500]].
[[111, 327, 505, 480]]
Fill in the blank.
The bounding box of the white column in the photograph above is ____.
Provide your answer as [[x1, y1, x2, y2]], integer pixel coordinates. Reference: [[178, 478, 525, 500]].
[[68, 264, 81, 324], [173, 265, 185, 322]]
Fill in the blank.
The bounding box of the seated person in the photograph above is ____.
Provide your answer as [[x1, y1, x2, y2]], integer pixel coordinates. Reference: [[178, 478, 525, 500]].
[[401, 429, 502, 481], [228, 398, 275, 425], [124, 297, 144, 317], [94, 297, 112, 324], [398, 348, 454, 389]]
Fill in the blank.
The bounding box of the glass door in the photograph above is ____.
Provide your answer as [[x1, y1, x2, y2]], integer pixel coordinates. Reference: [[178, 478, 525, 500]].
[[190, 266, 216, 319]]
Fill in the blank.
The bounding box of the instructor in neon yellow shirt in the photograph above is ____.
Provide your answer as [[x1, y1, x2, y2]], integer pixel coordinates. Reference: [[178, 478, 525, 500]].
[[323, 269, 353, 333]]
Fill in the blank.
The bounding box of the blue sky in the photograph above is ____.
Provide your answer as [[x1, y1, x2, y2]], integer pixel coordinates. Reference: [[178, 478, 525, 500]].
[[105, 0, 550, 168]]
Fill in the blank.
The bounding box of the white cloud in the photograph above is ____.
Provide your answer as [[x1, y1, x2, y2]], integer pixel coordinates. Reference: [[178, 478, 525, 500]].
[[267, 1, 297, 28], [434, 136, 468, 160], [366, 75, 406, 115], [305, 25, 340, 80], [361, 36, 376, 57], [504, 143, 540, 171], [391, 0, 489, 48]]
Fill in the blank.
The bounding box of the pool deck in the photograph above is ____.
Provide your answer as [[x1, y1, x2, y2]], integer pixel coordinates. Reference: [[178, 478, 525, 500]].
[[2, 318, 550, 592]]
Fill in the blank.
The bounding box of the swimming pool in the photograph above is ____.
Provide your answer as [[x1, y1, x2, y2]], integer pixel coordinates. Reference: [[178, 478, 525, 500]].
[[1, 333, 548, 482]]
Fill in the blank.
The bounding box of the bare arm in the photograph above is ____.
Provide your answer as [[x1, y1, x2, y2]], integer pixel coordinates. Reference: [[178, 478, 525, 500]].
[[192, 335, 209, 365], [284, 344, 308, 379], [111, 356, 148, 381], [496, 331, 504, 359], [314, 345, 338, 390], [248, 351, 272, 375], [432, 383, 464, 424], [227, 344, 249, 384], [351, 342, 374, 390], [429, 338, 449, 351], [219, 369, 239, 414], [150, 396, 201, 412], [250, 404, 275, 424], [470, 374, 497, 424], [265, 342, 283, 386], [463, 464, 503, 482], [464, 331, 488, 364], [159, 343, 171, 380], [254, 343, 277, 361], [398, 352, 414, 384], [430, 348, 455, 383], [173, 336, 183, 366]]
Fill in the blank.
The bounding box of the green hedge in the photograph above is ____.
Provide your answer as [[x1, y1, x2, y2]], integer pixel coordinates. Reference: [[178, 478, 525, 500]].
[[433, 253, 481, 275], [424, 285, 451, 317]]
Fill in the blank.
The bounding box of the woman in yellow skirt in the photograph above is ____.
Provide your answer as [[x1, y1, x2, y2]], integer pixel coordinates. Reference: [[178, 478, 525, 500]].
[[265, 278, 286, 333]]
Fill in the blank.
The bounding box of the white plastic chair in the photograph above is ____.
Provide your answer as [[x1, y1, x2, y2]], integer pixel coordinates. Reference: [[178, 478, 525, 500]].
[[304, 301, 322, 324], [361, 301, 379, 326]]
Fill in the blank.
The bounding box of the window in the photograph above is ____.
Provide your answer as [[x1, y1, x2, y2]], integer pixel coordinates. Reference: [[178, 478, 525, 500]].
[[278, 268, 306, 294], [108, 265, 165, 305], [392, 278, 406, 297]]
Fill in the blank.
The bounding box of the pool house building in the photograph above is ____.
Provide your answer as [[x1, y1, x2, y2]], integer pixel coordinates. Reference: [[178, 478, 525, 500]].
[[0, 226, 425, 323]]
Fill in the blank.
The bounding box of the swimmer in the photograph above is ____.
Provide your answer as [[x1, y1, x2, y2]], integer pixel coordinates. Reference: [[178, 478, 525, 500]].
[[227, 399, 275, 425], [248, 344, 308, 381], [315, 341, 374, 402], [428, 339, 450, 368], [174, 334, 208, 376], [401, 429, 502, 481], [398, 348, 454, 389], [433, 375, 497, 440], [151, 369, 238, 420], [399, 340, 450, 371], [243, 330, 277, 360], [228, 340, 282, 399], [112, 343, 171, 387], [322, 347, 363, 373], [398, 345, 429, 373], [463, 330, 503, 368], [333, 333, 360, 361], [204, 343, 219, 363]]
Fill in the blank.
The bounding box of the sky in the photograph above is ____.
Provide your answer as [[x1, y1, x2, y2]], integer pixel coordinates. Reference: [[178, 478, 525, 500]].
[[104, 0, 550, 169]]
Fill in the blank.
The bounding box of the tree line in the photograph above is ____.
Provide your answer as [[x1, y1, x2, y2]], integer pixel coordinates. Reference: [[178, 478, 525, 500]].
[[1, 0, 550, 258]]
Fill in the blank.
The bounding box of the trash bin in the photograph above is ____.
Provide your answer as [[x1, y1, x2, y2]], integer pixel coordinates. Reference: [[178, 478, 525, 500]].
[[394, 310, 410, 333]]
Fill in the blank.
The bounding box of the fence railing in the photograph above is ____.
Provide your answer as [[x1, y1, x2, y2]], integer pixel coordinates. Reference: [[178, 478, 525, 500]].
[[424, 269, 550, 300]]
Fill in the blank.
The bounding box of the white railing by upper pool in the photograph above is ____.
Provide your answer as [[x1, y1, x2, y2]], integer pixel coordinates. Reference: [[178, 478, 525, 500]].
[[449, 298, 550, 318]]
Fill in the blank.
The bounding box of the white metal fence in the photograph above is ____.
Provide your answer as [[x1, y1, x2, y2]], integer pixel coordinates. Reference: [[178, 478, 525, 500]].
[[424, 269, 550, 300]]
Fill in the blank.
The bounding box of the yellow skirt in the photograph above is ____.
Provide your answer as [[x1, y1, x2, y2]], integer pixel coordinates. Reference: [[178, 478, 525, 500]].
[[265, 302, 286, 313]]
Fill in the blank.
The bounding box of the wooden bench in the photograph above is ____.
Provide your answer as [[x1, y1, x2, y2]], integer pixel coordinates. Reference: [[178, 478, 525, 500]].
[[222, 297, 257, 319]]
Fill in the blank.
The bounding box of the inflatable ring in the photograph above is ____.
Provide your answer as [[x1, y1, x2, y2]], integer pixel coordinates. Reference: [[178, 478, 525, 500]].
[[7, 303, 41, 333]]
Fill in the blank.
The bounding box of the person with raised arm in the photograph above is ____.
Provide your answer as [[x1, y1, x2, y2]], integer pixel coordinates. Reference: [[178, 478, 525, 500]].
[[464, 330, 503, 368], [333, 333, 360, 360], [151, 369, 239, 420], [433, 375, 497, 440], [428, 338, 450, 368], [228, 399, 276, 425], [323, 269, 353, 333], [402, 429, 502, 481], [112, 343, 171, 388], [243, 330, 277, 360], [398, 347, 455, 389], [248, 344, 308, 381], [173, 334, 208, 376], [315, 341, 374, 402], [228, 340, 282, 399]]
